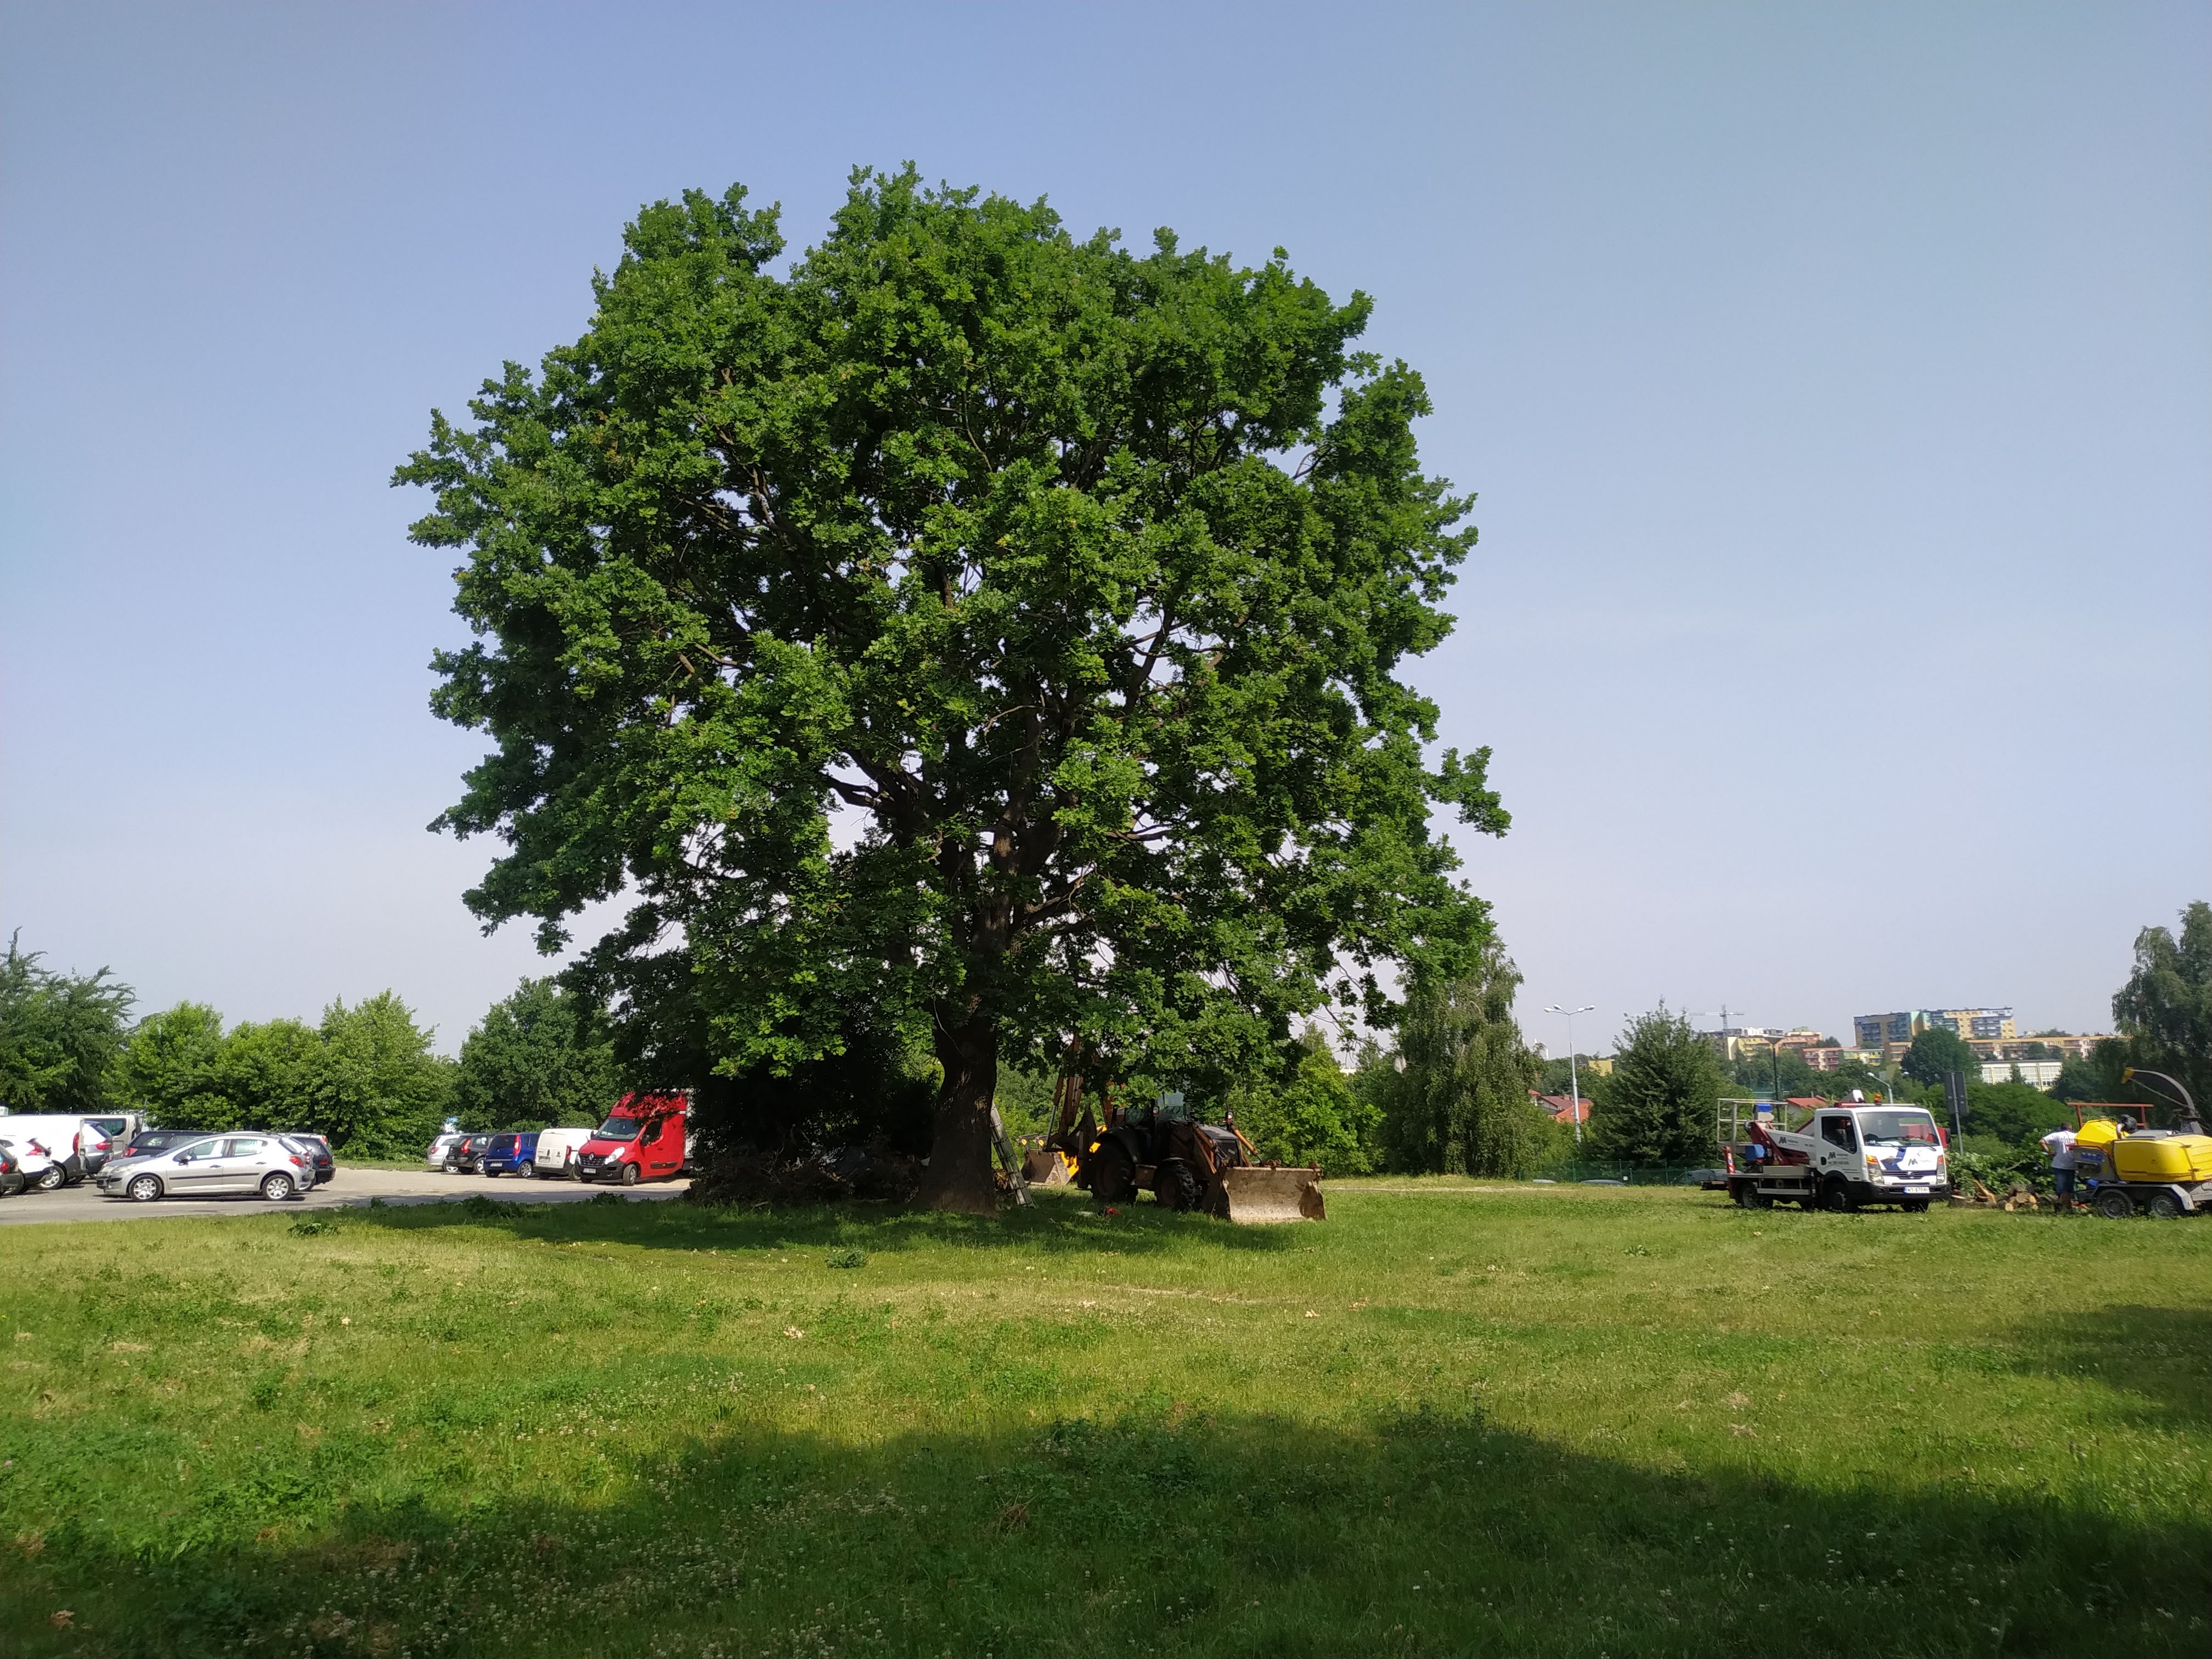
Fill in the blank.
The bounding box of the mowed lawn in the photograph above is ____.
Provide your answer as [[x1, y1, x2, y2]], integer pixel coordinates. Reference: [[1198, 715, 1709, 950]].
[[4, 1182, 2207, 1658]]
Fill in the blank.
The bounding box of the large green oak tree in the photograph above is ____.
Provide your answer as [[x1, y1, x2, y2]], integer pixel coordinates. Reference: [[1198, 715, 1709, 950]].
[[397, 170, 1504, 1210]]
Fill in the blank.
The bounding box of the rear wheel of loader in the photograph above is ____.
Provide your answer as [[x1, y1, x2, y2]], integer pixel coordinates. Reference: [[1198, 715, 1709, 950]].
[[1090, 1141, 1137, 1204], [1155, 1158, 1199, 1212], [2094, 1188, 2135, 1220], [2145, 1190, 2184, 1220]]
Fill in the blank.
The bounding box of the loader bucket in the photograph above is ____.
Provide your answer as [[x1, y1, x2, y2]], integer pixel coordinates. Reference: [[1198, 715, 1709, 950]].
[[1023, 1148, 1074, 1186], [1218, 1164, 1325, 1224]]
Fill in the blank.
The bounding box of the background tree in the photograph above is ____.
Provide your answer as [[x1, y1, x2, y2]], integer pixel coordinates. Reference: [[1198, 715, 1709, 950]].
[[1383, 940, 1545, 1177], [1960, 1078, 2072, 1147], [2112, 900, 2211, 1114], [1900, 1025, 1978, 1090], [112, 1003, 235, 1128], [303, 994, 453, 1158], [452, 978, 621, 1131], [398, 170, 1504, 1210], [0, 934, 134, 1112], [121, 994, 452, 1155], [1230, 1028, 1379, 1176], [1590, 1007, 1726, 1165]]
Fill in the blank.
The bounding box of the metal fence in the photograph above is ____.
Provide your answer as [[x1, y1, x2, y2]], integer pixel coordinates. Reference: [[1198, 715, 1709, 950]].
[[1531, 1159, 1714, 1187]]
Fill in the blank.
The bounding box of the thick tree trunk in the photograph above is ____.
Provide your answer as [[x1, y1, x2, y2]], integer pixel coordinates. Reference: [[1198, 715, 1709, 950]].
[[914, 1005, 1001, 1213]]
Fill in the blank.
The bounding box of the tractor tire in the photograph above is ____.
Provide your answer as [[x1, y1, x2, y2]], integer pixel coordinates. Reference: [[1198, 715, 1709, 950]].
[[1088, 1142, 1137, 1205], [1820, 1178, 1855, 1214], [1155, 1158, 1199, 1213], [2094, 1188, 2135, 1220], [2145, 1190, 2184, 1221]]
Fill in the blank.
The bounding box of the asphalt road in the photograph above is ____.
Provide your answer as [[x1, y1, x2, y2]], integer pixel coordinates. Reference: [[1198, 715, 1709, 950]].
[[0, 1164, 691, 1225]]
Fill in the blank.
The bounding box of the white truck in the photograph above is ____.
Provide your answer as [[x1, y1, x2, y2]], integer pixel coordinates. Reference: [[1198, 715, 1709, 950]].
[[1725, 1101, 1950, 1213]]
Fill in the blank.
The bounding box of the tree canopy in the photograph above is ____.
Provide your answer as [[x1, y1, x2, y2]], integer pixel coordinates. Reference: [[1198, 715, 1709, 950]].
[[1589, 1008, 1724, 1166], [116, 994, 452, 1157], [1900, 1024, 1977, 1089], [0, 934, 134, 1113], [398, 169, 1504, 1208], [1381, 940, 1546, 1177], [452, 977, 620, 1131], [2113, 900, 2211, 1114]]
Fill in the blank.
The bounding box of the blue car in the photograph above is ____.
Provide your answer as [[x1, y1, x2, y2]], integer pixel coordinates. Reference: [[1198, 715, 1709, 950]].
[[478, 1131, 543, 1178]]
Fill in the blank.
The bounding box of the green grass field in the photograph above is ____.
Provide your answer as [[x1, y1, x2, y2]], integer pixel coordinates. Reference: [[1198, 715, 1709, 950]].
[[4, 1182, 2207, 1657]]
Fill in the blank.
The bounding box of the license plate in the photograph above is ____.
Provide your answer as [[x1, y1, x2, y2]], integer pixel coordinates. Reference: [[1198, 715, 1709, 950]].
[[1904, 1185, 1928, 1195]]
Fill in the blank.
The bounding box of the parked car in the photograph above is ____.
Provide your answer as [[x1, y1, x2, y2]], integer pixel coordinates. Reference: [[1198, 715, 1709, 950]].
[[95, 1133, 314, 1203], [280, 1133, 336, 1186], [426, 1131, 466, 1171], [0, 1136, 59, 1193], [0, 1143, 25, 1199], [0, 1116, 109, 1187], [445, 1133, 493, 1175], [125, 1128, 210, 1161], [82, 1113, 143, 1156], [478, 1131, 541, 1178], [575, 1094, 691, 1186], [528, 1126, 594, 1178]]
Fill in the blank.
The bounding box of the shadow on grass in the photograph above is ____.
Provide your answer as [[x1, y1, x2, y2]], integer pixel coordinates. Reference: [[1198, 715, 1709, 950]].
[[342, 1184, 1305, 1260], [2008, 1304, 2212, 1430], [9, 1398, 2205, 1658]]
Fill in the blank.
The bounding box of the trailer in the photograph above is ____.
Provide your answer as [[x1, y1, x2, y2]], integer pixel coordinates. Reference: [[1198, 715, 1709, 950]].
[[1722, 1097, 1950, 1213]]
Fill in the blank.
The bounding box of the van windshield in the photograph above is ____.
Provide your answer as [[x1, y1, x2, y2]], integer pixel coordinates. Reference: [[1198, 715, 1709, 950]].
[[594, 1118, 642, 1142], [1858, 1111, 1940, 1146]]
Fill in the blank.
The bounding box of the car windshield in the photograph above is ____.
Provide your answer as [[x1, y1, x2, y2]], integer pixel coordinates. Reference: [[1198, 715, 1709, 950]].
[[593, 1118, 642, 1142], [1858, 1111, 1940, 1146]]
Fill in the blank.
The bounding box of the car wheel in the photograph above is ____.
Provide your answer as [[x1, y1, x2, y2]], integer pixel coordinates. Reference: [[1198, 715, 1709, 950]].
[[443, 1162, 459, 1174], [35, 1166, 64, 1192], [2145, 1190, 2184, 1221], [259, 1172, 296, 1202], [518, 1161, 535, 1180], [2093, 1188, 2135, 1220], [127, 1173, 163, 1203], [620, 1161, 641, 1187], [1820, 1178, 1854, 1214]]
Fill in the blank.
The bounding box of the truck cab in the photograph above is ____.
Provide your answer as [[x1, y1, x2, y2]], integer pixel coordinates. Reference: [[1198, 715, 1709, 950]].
[[574, 1094, 690, 1186], [1729, 1104, 1949, 1212]]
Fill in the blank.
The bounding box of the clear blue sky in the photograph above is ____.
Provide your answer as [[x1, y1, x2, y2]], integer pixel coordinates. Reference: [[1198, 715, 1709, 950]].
[[3, 2, 2205, 1056]]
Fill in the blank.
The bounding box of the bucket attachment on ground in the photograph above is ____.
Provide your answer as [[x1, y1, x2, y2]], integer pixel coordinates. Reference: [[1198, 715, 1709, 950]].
[[1023, 1147, 1074, 1186], [1216, 1164, 1325, 1224]]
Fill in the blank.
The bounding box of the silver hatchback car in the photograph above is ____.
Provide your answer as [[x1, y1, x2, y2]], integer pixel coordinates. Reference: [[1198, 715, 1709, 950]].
[[95, 1133, 314, 1203]]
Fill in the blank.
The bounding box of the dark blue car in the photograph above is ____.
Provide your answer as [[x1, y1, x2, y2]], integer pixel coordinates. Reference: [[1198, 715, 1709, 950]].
[[479, 1131, 542, 1178]]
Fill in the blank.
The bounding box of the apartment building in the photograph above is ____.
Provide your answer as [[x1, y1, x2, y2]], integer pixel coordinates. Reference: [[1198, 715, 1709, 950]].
[[1852, 1008, 2019, 1050]]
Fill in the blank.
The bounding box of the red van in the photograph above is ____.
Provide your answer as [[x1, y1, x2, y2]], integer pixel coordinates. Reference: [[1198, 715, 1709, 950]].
[[573, 1093, 691, 1186]]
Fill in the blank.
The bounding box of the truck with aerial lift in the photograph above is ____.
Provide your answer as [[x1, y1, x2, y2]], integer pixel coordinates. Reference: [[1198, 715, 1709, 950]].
[[1723, 1093, 1950, 1212]]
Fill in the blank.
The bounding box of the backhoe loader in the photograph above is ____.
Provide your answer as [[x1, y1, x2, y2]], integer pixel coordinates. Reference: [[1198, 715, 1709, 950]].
[[1033, 1066, 1323, 1223]]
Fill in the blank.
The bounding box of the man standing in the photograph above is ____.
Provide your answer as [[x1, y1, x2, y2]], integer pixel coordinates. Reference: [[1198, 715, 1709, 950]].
[[2040, 1125, 2079, 1214]]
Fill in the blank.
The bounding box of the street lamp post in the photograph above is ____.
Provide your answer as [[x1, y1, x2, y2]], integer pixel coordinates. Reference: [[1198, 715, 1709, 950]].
[[1544, 1004, 1597, 1146]]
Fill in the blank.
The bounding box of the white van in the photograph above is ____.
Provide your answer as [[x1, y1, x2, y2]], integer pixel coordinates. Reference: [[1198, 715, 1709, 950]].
[[0, 1115, 114, 1187], [528, 1126, 594, 1177]]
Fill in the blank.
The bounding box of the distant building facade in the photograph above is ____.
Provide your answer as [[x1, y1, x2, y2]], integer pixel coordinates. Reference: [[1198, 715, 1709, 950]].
[[1800, 1046, 1883, 1072], [1981, 1060, 2064, 1087], [1853, 1008, 2020, 1052]]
